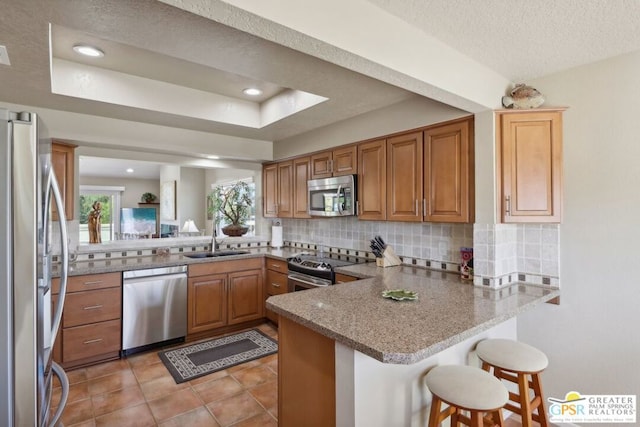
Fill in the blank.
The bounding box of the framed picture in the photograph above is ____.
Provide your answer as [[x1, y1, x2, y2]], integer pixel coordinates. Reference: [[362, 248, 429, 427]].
[[161, 180, 176, 221]]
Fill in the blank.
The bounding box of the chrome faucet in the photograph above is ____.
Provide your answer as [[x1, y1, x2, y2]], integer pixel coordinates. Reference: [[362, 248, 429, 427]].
[[210, 220, 219, 254]]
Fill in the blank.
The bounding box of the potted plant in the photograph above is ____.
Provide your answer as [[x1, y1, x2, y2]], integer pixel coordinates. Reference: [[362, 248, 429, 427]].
[[210, 181, 253, 236], [141, 192, 157, 203]]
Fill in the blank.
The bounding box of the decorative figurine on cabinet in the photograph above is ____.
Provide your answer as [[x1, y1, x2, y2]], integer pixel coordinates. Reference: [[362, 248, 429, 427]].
[[88, 201, 102, 244], [502, 83, 545, 109]]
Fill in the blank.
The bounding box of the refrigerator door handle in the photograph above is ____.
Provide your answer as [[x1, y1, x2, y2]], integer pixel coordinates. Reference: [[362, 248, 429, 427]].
[[48, 362, 68, 426], [48, 171, 69, 344]]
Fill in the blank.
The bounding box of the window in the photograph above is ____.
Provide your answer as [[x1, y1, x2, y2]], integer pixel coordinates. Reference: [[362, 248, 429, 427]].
[[79, 186, 123, 243], [209, 178, 256, 236]]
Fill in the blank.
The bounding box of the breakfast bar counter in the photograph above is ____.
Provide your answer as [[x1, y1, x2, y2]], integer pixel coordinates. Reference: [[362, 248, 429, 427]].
[[266, 265, 559, 427], [267, 265, 558, 364]]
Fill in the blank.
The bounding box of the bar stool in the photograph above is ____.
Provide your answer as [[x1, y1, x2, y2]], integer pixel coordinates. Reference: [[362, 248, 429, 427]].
[[425, 365, 508, 427], [476, 339, 549, 427]]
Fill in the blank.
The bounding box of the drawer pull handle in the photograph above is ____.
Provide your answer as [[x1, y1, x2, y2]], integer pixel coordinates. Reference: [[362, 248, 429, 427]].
[[83, 338, 103, 345], [271, 283, 281, 288], [271, 264, 281, 269], [83, 280, 103, 286], [83, 305, 103, 310]]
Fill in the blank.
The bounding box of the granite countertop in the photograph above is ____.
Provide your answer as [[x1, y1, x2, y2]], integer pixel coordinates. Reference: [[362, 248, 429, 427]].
[[267, 264, 559, 365], [57, 247, 306, 277]]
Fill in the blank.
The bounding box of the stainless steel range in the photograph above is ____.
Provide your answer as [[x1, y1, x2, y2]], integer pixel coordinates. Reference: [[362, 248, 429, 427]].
[[287, 254, 368, 292]]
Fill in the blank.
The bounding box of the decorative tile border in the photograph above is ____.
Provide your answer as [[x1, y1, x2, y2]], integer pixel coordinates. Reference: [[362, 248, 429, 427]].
[[473, 272, 559, 289], [53, 240, 271, 263], [285, 240, 462, 274]]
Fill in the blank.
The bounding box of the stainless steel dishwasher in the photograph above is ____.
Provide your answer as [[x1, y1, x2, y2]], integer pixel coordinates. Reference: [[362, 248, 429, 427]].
[[122, 265, 187, 354]]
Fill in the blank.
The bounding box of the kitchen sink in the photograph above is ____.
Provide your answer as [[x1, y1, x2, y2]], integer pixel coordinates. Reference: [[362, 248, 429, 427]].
[[184, 250, 250, 259]]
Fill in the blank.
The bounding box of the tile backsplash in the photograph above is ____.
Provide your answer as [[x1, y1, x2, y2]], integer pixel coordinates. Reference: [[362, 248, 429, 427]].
[[473, 223, 560, 288], [281, 217, 473, 265]]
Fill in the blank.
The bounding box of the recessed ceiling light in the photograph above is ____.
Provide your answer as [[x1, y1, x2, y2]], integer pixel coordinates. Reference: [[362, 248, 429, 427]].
[[126, 168, 134, 173], [206, 155, 220, 160], [243, 88, 262, 96], [73, 44, 104, 58]]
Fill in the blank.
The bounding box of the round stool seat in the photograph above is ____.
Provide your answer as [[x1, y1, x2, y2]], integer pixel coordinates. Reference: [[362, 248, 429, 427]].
[[426, 365, 508, 411], [476, 339, 548, 373]]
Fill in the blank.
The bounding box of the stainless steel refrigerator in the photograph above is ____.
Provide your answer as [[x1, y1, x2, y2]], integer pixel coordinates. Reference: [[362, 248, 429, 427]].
[[0, 110, 70, 426]]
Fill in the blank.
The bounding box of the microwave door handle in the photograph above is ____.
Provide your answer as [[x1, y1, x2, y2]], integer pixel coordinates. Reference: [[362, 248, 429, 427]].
[[49, 171, 69, 344], [336, 185, 343, 215]]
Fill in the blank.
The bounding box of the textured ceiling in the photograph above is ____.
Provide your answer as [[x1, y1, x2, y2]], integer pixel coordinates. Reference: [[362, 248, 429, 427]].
[[367, 0, 640, 81], [1, 0, 640, 161]]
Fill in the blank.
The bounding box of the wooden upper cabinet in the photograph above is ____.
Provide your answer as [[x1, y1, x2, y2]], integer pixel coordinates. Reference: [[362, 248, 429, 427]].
[[358, 139, 386, 220], [387, 132, 423, 222], [310, 145, 357, 179], [424, 118, 474, 223], [497, 110, 563, 223], [293, 157, 311, 218], [263, 163, 278, 217], [277, 161, 294, 218], [51, 141, 76, 221], [310, 151, 332, 179], [263, 161, 294, 218]]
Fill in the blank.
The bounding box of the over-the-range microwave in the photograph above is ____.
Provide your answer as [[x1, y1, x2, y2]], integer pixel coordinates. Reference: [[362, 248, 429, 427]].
[[308, 174, 357, 217]]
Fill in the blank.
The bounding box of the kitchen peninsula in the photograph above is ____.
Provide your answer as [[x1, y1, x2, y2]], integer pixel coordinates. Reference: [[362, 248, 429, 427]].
[[267, 264, 558, 427]]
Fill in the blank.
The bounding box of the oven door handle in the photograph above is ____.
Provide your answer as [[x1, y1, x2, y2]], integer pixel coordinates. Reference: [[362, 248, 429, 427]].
[[288, 272, 331, 287]]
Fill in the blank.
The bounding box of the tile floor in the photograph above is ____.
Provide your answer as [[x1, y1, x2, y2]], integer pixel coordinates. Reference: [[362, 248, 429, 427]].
[[52, 323, 279, 427], [53, 321, 529, 427]]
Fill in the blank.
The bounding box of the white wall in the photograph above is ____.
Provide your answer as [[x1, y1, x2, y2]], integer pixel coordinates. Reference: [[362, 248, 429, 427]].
[[275, 96, 469, 159], [79, 176, 160, 209], [180, 167, 206, 231], [517, 51, 640, 400]]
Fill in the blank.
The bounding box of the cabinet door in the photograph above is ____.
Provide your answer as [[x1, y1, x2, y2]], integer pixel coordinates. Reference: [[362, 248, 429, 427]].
[[499, 111, 562, 223], [228, 269, 264, 325], [424, 119, 474, 223], [51, 142, 75, 221], [263, 163, 278, 217], [277, 161, 294, 218], [293, 157, 311, 218], [310, 151, 332, 179], [332, 145, 357, 176], [387, 132, 423, 222], [187, 274, 227, 334], [358, 139, 387, 220]]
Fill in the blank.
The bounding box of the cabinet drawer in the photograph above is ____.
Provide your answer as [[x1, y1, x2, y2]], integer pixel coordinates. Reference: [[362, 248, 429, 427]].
[[335, 273, 358, 283], [62, 319, 121, 363], [266, 270, 288, 295], [53, 272, 121, 294], [266, 258, 288, 273], [63, 287, 121, 328]]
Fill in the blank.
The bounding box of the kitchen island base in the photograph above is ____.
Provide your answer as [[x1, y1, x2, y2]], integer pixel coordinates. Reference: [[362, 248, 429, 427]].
[[278, 316, 516, 427]]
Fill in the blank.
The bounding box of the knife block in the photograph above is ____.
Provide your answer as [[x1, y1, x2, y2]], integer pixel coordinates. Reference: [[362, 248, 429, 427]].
[[376, 246, 402, 268]]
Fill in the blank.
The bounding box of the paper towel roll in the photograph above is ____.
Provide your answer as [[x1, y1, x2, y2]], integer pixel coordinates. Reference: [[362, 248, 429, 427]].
[[271, 225, 283, 248]]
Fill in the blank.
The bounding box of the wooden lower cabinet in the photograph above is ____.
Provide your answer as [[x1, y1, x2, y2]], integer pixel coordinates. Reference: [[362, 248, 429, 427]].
[[52, 272, 122, 369], [187, 258, 264, 338], [188, 274, 227, 334], [334, 273, 358, 283], [62, 319, 121, 364], [264, 258, 288, 325], [279, 317, 335, 427], [228, 269, 264, 325]]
